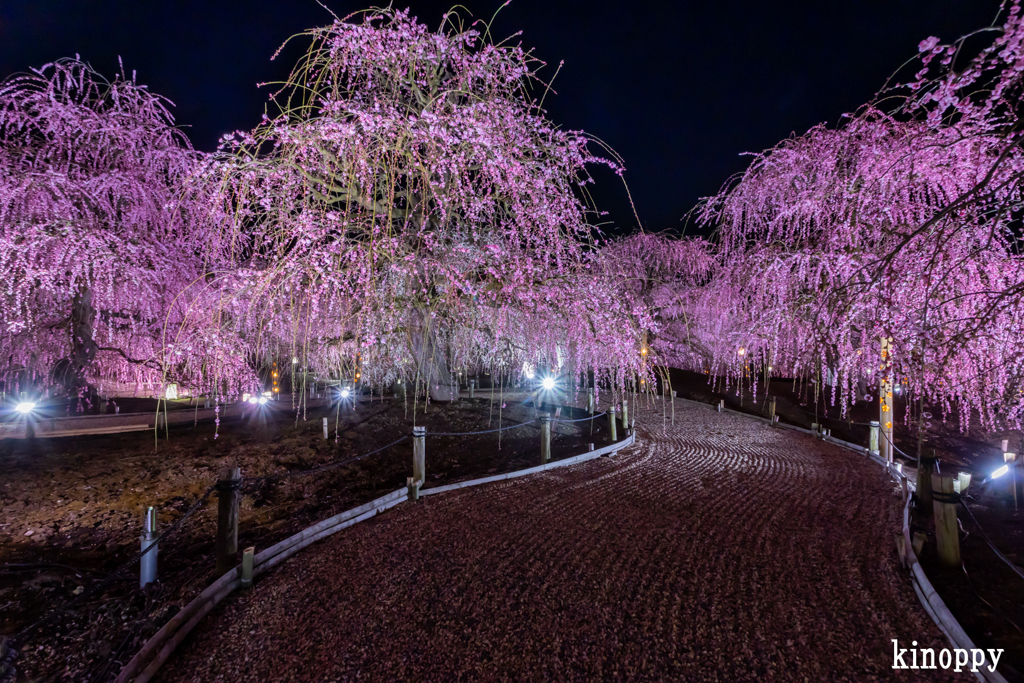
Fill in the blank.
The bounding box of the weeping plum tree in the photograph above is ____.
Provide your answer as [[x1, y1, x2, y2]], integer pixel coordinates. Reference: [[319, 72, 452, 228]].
[[691, 3, 1024, 434], [0, 59, 249, 401], [600, 233, 714, 392], [213, 8, 647, 401]]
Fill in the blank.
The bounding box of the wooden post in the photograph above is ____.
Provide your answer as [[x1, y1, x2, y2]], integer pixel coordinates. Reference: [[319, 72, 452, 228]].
[[869, 421, 880, 454], [407, 476, 421, 501], [412, 426, 426, 485], [587, 388, 594, 415], [767, 396, 776, 424], [540, 412, 551, 464], [609, 406, 618, 442], [215, 465, 241, 577], [916, 451, 936, 514], [240, 547, 254, 588], [140, 506, 157, 588], [931, 473, 961, 567], [469, 380, 475, 399], [880, 337, 894, 464], [621, 399, 629, 435]]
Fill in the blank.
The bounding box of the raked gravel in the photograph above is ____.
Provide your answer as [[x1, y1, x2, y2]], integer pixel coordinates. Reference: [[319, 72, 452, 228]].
[[160, 403, 959, 682]]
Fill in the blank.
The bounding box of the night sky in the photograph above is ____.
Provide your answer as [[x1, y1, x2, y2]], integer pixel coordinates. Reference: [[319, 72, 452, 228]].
[[0, 1, 1003, 235]]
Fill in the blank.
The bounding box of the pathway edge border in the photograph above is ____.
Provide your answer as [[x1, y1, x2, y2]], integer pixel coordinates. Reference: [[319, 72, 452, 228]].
[[421, 432, 636, 496]]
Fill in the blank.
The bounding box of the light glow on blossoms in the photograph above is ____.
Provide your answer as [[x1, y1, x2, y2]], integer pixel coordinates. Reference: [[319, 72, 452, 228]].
[[205, 8, 647, 403], [679, 2, 1024, 435]]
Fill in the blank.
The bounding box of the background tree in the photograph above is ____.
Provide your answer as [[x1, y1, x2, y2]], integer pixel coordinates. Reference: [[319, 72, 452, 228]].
[[0, 59, 250, 402], [689, 2, 1024, 434], [213, 8, 646, 401]]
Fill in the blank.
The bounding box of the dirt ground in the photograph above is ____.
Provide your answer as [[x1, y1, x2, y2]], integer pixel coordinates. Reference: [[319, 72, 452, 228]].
[[0, 390, 606, 682]]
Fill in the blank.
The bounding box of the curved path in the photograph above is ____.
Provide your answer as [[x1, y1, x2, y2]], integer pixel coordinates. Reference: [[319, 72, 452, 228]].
[[161, 403, 958, 682]]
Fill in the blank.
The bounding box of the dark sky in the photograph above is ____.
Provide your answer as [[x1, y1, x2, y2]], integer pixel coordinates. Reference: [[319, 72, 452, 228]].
[[0, 1, 1004, 235]]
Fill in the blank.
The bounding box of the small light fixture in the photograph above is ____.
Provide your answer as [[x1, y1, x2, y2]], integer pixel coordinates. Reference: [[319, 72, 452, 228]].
[[292, 357, 298, 364], [258, 396, 269, 405], [738, 348, 745, 356], [1005, 452, 1017, 463], [15, 401, 35, 414], [340, 388, 351, 399], [992, 464, 1010, 479], [541, 377, 555, 391], [247, 397, 258, 405]]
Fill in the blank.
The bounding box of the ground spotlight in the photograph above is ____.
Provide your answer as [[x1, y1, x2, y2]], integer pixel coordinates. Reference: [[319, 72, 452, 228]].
[[541, 377, 555, 391], [992, 464, 1010, 479], [15, 401, 36, 414], [258, 396, 269, 405], [247, 396, 258, 405], [340, 388, 351, 399]]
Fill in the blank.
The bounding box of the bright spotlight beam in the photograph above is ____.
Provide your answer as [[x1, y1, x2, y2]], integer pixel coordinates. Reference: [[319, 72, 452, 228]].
[[15, 402, 36, 414], [992, 464, 1010, 479], [541, 377, 555, 391], [258, 396, 269, 405], [340, 388, 351, 399]]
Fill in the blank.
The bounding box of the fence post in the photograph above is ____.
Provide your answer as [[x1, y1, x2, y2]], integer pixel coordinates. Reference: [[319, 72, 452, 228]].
[[412, 426, 426, 486], [767, 397, 776, 424], [322, 417, 329, 440], [621, 399, 629, 434], [469, 380, 475, 399], [240, 547, 255, 588], [140, 507, 158, 588], [931, 473, 961, 567], [540, 412, 552, 464], [917, 451, 937, 514], [215, 465, 241, 577], [609, 406, 618, 442], [407, 476, 422, 501], [587, 388, 594, 415], [717, 399, 724, 412], [671, 390, 676, 426], [869, 421, 880, 455]]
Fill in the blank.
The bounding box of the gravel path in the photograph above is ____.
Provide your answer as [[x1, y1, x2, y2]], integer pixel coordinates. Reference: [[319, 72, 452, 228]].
[[160, 403, 960, 682]]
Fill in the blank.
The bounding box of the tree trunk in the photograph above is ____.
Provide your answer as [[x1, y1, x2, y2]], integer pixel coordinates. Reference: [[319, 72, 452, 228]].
[[410, 307, 455, 402], [52, 288, 99, 392]]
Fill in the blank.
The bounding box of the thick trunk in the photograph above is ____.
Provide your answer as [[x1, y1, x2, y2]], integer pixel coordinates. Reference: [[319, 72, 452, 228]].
[[52, 288, 98, 391], [71, 288, 99, 373], [410, 307, 455, 402]]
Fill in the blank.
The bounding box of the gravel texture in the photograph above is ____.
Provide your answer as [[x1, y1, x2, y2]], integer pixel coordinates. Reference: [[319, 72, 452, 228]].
[[160, 402, 962, 682]]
